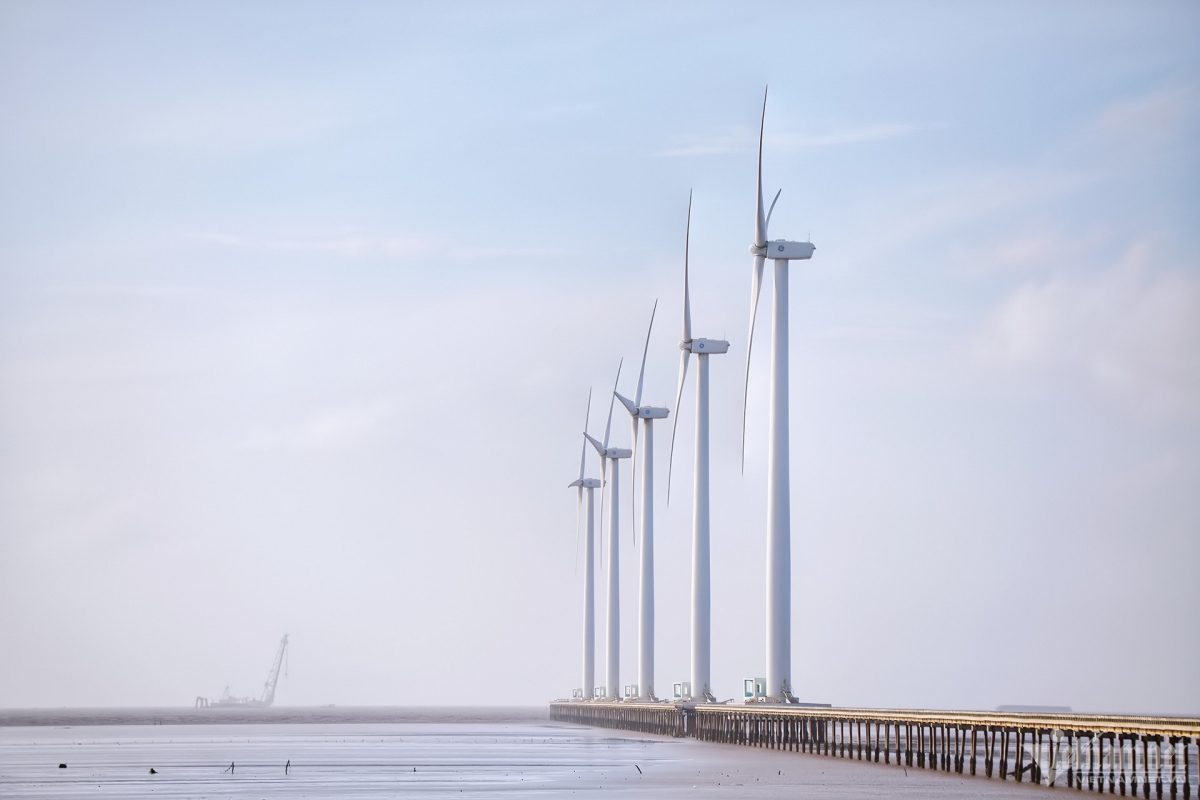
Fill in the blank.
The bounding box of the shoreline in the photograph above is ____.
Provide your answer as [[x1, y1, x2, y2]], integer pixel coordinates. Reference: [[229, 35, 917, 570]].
[[0, 705, 550, 728]]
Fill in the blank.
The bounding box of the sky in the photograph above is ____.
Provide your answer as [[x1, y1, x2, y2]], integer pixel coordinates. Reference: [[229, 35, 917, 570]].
[[0, 1, 1197, 713]]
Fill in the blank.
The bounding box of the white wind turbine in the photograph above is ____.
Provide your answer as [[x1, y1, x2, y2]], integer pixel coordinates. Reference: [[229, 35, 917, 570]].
[[585, 361, 632, 701], [615, 303, 669, 701], [568, 389, 602, 700], [742, 87, 815, 703], [667, 191, 729, 703]]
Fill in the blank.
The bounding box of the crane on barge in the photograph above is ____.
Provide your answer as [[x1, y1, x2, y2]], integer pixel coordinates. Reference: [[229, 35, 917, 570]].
[[195, 634, 288, 708]]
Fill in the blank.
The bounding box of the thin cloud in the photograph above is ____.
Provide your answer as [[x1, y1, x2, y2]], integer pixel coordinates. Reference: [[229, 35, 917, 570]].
[[817, 325, 935, 342], [299, 400, 398, 452], [772, 123, 931, 148], [198, 232, 569, 261], [132, 91, 355, 153], [656, 122, 933, 157], [951, 230, 1110, 277], [1091, 84, 1195, 142], [974, 241, 1200, 421], [655, 127, 750, 157], [45, 284, 207, 297], [199, 232, 427, 258]]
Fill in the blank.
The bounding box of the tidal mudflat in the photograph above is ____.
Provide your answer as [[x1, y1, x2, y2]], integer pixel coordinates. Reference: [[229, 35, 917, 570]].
[[0, 708, 1052, 798]]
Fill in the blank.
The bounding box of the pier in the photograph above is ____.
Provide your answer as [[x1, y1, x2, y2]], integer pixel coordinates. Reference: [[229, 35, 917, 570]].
[[551, 701, 1199, 796]]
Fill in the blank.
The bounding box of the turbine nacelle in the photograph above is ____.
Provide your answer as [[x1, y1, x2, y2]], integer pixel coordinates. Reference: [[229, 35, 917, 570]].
[[681, 338, 730, 355], [568, 477, 603, 489], [751, 239, 815, 260], [615, 391, 670, 420], [585, 432, 632, 460]]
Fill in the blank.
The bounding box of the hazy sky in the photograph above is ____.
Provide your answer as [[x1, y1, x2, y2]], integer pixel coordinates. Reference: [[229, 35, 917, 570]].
[[1, 1, 1197, 713]]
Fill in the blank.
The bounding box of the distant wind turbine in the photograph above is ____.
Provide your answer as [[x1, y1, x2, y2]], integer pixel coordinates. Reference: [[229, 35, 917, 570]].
[[742, 87, 815, 703], [667, 191, 729, 703], [568, 390, 602, 700], [615, 303, 669, 701], [585, 361, 632, 701]]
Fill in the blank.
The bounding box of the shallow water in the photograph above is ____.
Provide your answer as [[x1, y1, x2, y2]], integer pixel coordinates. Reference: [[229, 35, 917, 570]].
[[0, 715, 1053, 798]]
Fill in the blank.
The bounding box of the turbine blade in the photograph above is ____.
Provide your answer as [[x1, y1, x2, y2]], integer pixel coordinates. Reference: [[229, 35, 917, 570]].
[[578, 388, 592, 481], [683, 191, 692, 343], [634, 300, 657, 407], [603, 359, 622, 448], [741, 254, 765, 473], [754, 86, 768, 249], [765, 188, 781, 239], [743, 88, 769, 472], [614, 391, 637, 416], [584, 432, 606, 455], [667, 349, 690, 505]]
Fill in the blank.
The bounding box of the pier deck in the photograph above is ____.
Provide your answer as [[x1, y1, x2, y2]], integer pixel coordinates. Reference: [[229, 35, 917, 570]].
[[552, 701, 1199, 796]]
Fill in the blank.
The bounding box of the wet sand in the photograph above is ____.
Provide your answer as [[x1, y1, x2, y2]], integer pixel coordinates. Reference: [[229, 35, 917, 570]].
[[0, 705, 548, 727], [0, 711, 1055, 798]]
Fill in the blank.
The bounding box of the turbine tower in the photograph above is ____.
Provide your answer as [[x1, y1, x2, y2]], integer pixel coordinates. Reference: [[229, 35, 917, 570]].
[[615, 302, 669, 701], [742, 88, 815, 703], [568, 390, 602, 699], [668, 192, 729, 703], [585, 361, 632, 701]]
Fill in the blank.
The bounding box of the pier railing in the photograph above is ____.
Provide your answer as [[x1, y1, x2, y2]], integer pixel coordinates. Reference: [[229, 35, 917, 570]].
[[549, 701, 688, 737], [550, 701, 1199, 797]]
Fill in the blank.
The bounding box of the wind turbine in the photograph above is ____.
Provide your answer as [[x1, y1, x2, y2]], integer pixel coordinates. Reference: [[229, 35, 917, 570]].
[[667, 191, 729, 703], [742, 87, 815, 703], [615, 302, 669, 701], [568, 390, 602, 700], [585, 361, 632, 701]]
